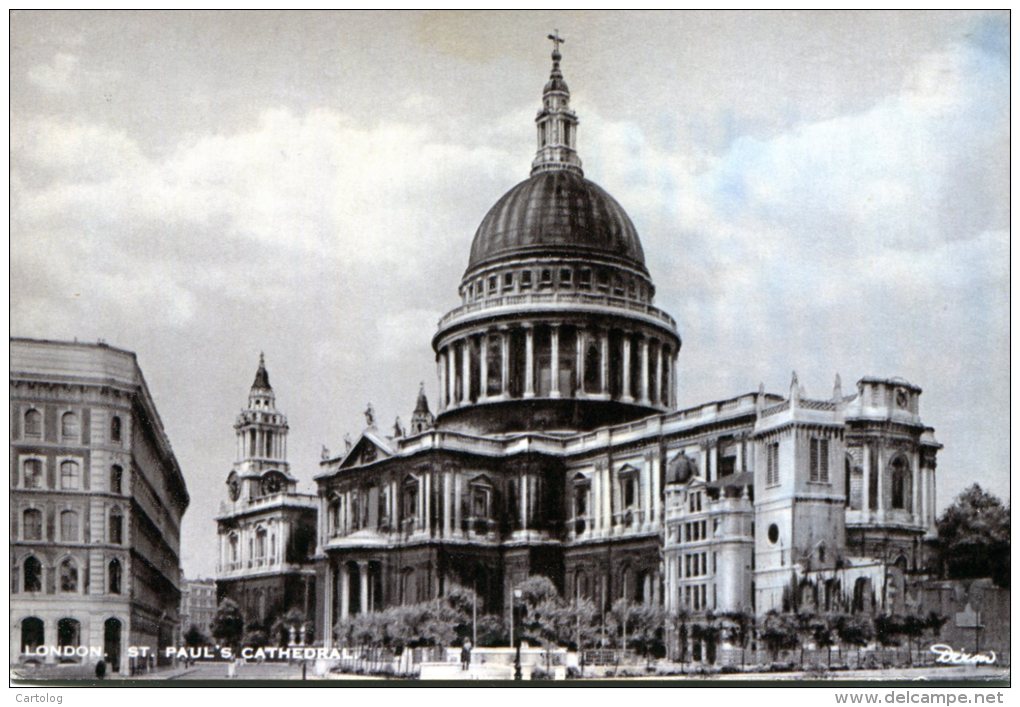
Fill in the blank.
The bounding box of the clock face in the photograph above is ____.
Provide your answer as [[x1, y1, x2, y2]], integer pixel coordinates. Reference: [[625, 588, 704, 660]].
[[227, 474, 240, 501], [262, 475, 282, 495]]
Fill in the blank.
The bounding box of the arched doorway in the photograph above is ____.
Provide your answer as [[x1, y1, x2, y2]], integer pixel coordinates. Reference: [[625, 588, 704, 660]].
[[104, 618, 122, 672], [21, 617, 44, 655]]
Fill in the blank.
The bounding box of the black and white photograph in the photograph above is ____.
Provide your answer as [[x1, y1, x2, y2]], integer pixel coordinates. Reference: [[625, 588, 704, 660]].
[[8, 10, 1010, 694]]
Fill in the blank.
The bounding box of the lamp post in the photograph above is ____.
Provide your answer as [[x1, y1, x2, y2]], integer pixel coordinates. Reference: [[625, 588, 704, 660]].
[[513, 588, 523, 681]]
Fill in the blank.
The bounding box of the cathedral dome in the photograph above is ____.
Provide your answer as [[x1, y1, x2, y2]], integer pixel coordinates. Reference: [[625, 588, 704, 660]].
[[467, 169, 647, 274]]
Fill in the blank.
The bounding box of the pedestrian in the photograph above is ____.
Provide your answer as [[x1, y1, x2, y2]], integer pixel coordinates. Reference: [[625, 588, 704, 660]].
[[95, 658, 106, 680], [460, 640, 473, 672]]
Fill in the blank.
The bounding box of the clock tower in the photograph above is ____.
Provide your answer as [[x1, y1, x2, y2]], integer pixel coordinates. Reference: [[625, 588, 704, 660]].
[[215, 354, 318, 637]]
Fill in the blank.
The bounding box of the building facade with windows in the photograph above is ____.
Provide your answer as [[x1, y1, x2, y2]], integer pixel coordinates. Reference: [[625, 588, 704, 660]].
[[10, 338, 189, 673], [180, 578, 217, 638], [312, 45, 942, 645], [215, 356, 317, 638]]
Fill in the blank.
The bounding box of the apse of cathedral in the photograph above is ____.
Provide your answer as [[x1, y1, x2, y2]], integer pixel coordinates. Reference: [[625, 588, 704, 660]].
[[231, 42, 941, 645]]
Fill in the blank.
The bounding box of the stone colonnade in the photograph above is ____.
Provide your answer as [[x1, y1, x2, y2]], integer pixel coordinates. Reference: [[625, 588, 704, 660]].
[[437, 323, 676, 412]]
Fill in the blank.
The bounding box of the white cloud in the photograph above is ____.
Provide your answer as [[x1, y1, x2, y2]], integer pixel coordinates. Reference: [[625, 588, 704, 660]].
[[26, 52, 80, 93]]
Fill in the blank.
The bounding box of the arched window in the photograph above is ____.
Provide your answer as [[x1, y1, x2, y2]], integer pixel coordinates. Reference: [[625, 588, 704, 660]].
[[255, 527, 267, 559], [60, 510, 79, 542], [61, 411, 79, 439], [229, 533, 239, 562], [23, 509, 43, 541], [110, 465, 123, 494], [23, 556, 42, 592], [60, 461, 79, 490], [24, 409, 42, 438], [890, 456, 911, 511], [57, 618, 81, 651], [59, 558, 79, 592], [23, 459, 43, 489], [108, 559, 122, 594], [21, 617, 45, 653], [109, 507, 124, 545], [110, 416, 122, 443]]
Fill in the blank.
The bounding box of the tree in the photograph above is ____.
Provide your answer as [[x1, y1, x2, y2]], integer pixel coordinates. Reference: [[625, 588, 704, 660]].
[[834, 613, 873, 666], [270, 608, 307, 646], [211, 598, 245, 652], [900, 612, 928, 666], [811, 615, 836, 668], [873, 613, 904, 647], [793, 610, 817, 666], [721, 610, 754, 670], [936, 484, 1010, 587], [183, 623, 210, 648], [759, 611, 798, 661]]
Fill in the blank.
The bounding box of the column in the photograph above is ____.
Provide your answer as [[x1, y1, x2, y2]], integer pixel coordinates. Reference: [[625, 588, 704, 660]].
[[443, 470, 452, 537], [390, 480, 398, 531], [454, 473, 463, 535], [550, 324, 561, 398], [918, 452, 926, 518], [575, 328, 585, 396], [438, 351, 447, 410], [641, 455, 652, 528], [861, 443, 871, 514], [461, 339, 472, 404], [447, 346, 457, 407], [358, 561, 369, 613], [500, 330, 510, 398], [876, 445, 885, 515], [600, 329, 609, 396], [708, 444, 718, 483], [340, 564, 350, 619], [650, 453, 660, 524], [524, 326, 535, 397], [323, 564, 334, 647], [639, 337, 650, 405], [599, 463, 607, 530], [651, 342, 661, 406], [621, 336, 633, 402], [479, 334, 489, 401], [520, 473, 528, 530]]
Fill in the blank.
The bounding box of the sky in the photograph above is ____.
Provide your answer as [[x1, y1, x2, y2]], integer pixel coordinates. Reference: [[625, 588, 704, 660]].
[[9, 11, 1009, 579]]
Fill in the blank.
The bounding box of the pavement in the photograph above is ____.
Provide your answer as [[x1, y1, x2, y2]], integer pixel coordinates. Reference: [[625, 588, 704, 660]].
[[166, 661, 312, 680]]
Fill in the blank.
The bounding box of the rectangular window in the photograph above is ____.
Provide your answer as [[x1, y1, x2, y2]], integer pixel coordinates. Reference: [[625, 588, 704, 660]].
[[539, 269, 553, 287], [503, 272, 514, 290], [560, 268, 572, 286], [810, 437, 830, 482], [61, 512, 78, 542], [579, 269, 592, 289], [520, 271, 533, 289], [766, 442, 780, 486], [488, 276, 497, 293]]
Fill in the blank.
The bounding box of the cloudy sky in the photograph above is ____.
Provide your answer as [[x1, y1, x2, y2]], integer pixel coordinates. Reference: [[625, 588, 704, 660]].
[[10, 11, 1009, 578]]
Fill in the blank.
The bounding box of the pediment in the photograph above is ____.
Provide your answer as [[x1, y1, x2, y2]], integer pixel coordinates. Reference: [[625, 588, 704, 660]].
[[338, 431, 394, 469]]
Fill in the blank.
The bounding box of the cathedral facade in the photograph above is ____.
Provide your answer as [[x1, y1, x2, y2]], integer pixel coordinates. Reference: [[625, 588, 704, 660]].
[[311, 45, 941, 646]]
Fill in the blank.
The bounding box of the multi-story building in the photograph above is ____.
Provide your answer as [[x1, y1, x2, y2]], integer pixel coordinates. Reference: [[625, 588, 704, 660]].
[[311, 43, 942, 646], [10, 337, 189, 674], [180, 578, 217, 637], [215, 355, 317, 638]]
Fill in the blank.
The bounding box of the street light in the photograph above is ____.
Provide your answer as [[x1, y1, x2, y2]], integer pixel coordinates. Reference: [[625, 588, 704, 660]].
[[512, 588, 523, 681]]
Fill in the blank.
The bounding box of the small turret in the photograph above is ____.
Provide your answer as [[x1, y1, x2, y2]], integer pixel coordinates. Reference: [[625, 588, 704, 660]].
[[410, 382, 435, 435]]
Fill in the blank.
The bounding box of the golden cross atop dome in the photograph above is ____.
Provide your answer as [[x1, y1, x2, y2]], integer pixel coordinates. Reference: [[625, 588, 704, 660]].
[[547, 30, 564, 52]]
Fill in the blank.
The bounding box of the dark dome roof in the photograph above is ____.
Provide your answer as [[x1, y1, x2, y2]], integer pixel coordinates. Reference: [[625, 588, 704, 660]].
[[467, 169, 646, 273]]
